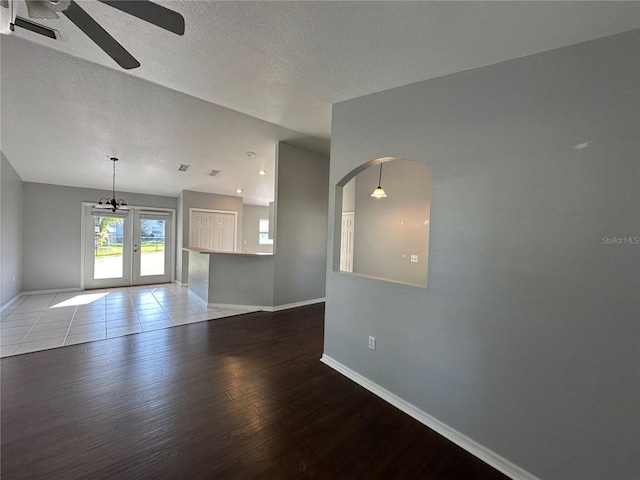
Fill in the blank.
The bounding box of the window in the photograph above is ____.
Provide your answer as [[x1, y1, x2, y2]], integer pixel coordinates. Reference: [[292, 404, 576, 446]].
[[259, 218, 273, 245]]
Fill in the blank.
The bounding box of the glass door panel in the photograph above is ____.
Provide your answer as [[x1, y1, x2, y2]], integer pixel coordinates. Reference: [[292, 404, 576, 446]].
[[140, 219, 166, 276], [93, 216, 125, 279], [133, 211, 172, 285], [84, 208, 132, 289]]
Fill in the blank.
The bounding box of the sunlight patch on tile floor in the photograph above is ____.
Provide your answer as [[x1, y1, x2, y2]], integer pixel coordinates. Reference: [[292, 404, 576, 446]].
[[0, 284, 258, 357]]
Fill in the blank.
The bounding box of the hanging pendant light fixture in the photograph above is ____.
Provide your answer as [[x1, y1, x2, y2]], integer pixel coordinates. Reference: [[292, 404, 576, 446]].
[[96, 157, 128, 212], [371, 163, 387, 198]]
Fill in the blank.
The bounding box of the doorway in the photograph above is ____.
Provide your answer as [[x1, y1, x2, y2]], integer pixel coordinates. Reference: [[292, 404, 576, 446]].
[[340, 212, 355, 272], [83, 206, 174, 289]]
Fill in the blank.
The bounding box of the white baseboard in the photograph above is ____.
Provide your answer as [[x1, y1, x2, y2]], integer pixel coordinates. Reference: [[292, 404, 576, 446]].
[[270, 297, 326, 312], [320, 354, 539, 480], [207, 297, 325, 313], [269, 297, 325, 312], [209, 302, 267, 311], [175, 280, 187, 287], [21, 287, 82, 296], [1, 293, 24, 313]]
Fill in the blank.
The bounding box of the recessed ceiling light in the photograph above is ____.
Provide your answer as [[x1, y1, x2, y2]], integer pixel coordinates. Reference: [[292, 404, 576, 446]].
[[245, 151, 256, 158], [178, 164, 190, 172], [257, 169, 267, 176], [236, 188, 243, 193], [572, 141, 592, 150]]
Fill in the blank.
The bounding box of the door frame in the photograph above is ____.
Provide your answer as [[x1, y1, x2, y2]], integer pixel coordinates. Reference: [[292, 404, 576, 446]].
[[80, 203, 176, 290]]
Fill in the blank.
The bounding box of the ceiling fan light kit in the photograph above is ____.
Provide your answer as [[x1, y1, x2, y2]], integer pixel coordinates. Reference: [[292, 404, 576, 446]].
[[2, 0, 185, 69]]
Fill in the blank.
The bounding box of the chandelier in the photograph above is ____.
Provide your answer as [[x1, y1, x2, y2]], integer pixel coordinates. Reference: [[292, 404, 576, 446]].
[[96, 157, 128, 212]]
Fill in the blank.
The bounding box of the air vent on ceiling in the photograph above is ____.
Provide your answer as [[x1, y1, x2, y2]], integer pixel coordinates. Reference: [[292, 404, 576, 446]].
[[177, 164, 190, 172], [13, 16, 58, 39], [208, 169, 220, 176]]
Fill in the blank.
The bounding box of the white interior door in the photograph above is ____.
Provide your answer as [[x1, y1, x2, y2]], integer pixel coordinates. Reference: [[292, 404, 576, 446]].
[[189, 209, 236, 252], [214, 213, 235, 251], [191, 210, 215, 249], [340, 212, 355, 272], [84, 206, 173, 289]]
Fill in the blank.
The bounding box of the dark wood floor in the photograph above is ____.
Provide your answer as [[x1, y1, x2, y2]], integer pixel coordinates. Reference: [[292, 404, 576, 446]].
[[1, 304, 509, 479]]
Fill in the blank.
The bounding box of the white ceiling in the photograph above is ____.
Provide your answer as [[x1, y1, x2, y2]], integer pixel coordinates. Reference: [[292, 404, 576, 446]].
[[1, 1, 639, 205]]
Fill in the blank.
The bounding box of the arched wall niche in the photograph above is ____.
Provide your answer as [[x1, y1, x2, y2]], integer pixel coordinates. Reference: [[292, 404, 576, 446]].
[[334, 157, 432, 288]]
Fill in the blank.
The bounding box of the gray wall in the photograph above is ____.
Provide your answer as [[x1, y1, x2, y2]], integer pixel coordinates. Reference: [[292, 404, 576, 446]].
[[324, 30, 639, 480], [22, 182, 176, 292], [187, 250, 209, 302], [208, 254, 275, 306], [1, 152, 24, 306], [177, 190, 243, 284], [273, 142, 330, 305], [242, 205, 273, 254], [352, 159, 431, 286]]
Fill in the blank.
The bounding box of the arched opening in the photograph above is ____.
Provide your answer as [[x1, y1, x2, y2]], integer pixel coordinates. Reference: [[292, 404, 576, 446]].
[[334, 157, 431, 288]]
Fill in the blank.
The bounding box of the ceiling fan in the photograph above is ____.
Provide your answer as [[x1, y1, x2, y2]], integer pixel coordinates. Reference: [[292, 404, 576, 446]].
[[0, 0, 185, 69]]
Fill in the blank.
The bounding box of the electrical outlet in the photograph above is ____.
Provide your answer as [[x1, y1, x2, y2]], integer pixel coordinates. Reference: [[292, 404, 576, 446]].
[[368, 336, 376, 350], [410, 255, 418, 263]]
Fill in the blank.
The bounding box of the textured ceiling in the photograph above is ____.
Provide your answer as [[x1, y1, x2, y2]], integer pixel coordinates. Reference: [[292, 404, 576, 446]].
[[1, 1, 639, 204], [1, 35, 322, 205]]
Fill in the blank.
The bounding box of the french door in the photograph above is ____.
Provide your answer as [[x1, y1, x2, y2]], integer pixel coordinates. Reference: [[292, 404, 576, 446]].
[[84, 206, 173, 289]]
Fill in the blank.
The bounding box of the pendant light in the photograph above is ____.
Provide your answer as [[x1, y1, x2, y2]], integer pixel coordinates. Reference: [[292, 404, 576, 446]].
[[96, 157, 128, 212], [371, 163, 387, 198]]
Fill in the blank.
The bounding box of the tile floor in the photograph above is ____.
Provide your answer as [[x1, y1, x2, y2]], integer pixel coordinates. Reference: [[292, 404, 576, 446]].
[[0, 284, 257, 357]]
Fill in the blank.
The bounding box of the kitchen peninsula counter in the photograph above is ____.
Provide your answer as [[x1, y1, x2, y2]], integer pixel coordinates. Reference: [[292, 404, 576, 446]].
[[184, 248, 275, 308]]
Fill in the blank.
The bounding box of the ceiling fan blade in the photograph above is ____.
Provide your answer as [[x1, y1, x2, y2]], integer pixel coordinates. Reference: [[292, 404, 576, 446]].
[[13, 16, 57, 38], [62, 0, 140, 69], [25, 0, 58, 19], [97, 0, 184, 35]]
